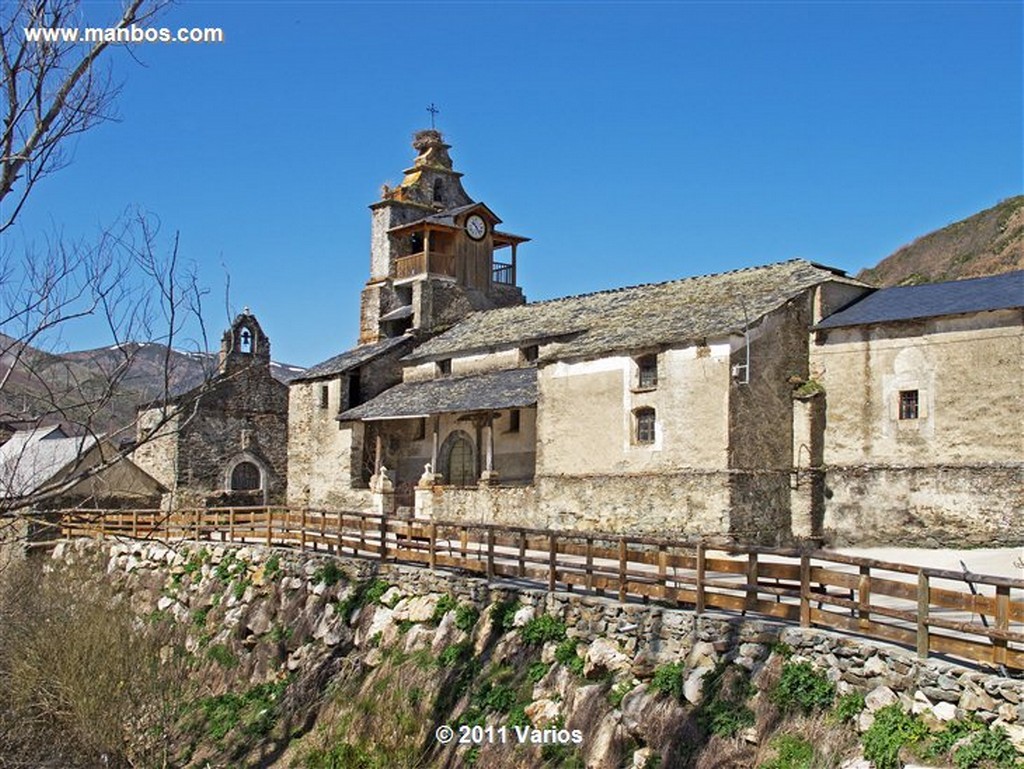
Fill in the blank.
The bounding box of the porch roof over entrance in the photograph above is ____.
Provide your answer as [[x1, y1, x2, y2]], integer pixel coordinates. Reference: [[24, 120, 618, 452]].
[[337, 367, 537, 421]]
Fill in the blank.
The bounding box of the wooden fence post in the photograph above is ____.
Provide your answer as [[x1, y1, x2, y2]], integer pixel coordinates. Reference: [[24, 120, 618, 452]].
[[300, 507, 307, 551], [379, 515, 388, 562], [994, 585, 1009, 667], [618, 538, 628, 603], [486, 527, 495, 581], [548, 533, 557, 592], [193, 508, 200, 542], [696, 542, 706, 615], [132, 509, 139, 539], [858, 565, 871, 630], [518, 531, 526, 578], [799, 554, 810, 627], [585, 537, 594, 593], [266, 508, 273, 547], [917, 570, 930, 659], [428, 522, 437, 570], [228, 508, 235, 543], [745, 552, 758, 613]]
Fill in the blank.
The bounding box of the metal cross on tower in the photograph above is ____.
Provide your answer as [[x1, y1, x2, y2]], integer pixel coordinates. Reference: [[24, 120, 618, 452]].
[[426, 103, 439, 129]]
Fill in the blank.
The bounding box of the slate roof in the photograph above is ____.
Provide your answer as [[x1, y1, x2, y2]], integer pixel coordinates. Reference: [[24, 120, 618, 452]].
[[387, 202, 500, 233], [294, 335, 413, 383], [338, 367, 537, 421], [406, 259, 859, 363], [816, 271, 1024, 330], [0, 426, 97, 498]]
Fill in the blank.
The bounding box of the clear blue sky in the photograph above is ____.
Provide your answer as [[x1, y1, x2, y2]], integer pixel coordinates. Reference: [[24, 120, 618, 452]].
[[8, 0, 1022, 367]]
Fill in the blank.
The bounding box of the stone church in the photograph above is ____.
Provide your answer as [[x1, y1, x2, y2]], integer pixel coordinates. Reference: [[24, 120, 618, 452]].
[[133, 310, 289, 506], [287, 130, 1023, 547]]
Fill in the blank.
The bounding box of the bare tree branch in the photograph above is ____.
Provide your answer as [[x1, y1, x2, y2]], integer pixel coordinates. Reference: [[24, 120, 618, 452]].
[[0, 0, 170, 233]]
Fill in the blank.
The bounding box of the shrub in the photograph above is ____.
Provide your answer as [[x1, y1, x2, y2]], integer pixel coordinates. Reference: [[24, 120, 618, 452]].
[[528, 661, 550, 684], [519, 615, 566, 645], [438, 641, 472, 667], [952, 727, 1021, 769], [771, 661, 834, 714], [861, 705, 929, 769], [455, 604, 479, 632], [312, 560, 344, 587], [491, 599, 520, 631], [431, 594, 457, 625], [608, 681, 634, 708], [696, 664, 755, 738], [650, 662, 686, 701], [831, 692, 865, 723], [263, 553, 282, 581], [554, 638, 585, 676]]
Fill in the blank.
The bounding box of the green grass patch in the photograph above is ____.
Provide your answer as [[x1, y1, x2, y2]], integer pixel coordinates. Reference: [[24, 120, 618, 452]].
[[759, 734, 814, 769], [196, 679, 288, 743], [206, 643, 238, 668]]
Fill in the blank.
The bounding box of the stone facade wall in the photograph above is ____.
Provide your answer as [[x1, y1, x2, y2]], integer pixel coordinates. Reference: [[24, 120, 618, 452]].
[[415, 484, 540, 527], [175, 366, 289, 504], [132, 408, 180, 491], [533, 472, 730, 536], [814, 309, 1024, 547], [824, 464, 1024, 547], [287, 380, 373, 510], [536, 347, 732, 477], [814, 309, 1023, 466], [728, 298, 813, 545]]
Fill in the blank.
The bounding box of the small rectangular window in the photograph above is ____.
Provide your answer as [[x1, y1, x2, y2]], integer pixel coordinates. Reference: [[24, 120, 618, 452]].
[[637, 355, 658, 389], [413, 418, 426, 441], [508, 409, 521, 433], [635, 408, 656, 444], [899, 390, 919, 420], [436, 359, 452, 377], [520, 345, 539, 364], [319, 384, 329, 409]]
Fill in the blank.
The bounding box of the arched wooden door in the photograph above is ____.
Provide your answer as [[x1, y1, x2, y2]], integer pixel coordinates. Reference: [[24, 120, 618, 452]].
[[444, 433, 476, 487]]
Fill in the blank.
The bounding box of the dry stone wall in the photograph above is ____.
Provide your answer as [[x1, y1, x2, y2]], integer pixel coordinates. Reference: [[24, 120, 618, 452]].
[[44, 538, 1024, 767]]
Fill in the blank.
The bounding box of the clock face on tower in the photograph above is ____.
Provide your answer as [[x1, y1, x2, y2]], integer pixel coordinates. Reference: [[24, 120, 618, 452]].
[[465, 214, 487, 241]]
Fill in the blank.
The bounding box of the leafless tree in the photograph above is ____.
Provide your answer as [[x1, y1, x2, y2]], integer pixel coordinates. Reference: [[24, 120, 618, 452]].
[[0, 0, 170, 233], [0, 1, 223, 558]]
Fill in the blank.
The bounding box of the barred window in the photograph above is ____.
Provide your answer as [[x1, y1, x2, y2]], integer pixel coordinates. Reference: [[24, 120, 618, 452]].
[[899, 390, 919, 420], [635, 408, 656, 444], [637, 355, 658, 389]]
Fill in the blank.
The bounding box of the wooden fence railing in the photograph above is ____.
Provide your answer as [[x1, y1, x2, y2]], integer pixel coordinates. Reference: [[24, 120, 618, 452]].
[[55, 507, 1024, 671]]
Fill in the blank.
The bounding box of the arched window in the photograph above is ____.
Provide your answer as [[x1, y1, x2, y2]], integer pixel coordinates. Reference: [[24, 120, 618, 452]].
[[441, 431, 476, 487], [239, 327, 253, 353], [231, 461, 261, 491]]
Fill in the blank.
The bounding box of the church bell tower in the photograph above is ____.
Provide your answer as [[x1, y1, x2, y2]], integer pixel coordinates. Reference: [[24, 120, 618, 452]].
[[359, 130, 528, 344]]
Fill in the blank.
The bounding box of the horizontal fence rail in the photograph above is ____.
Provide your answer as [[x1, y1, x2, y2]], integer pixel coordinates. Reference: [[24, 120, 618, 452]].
[[52, 507, 1024, 671]]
